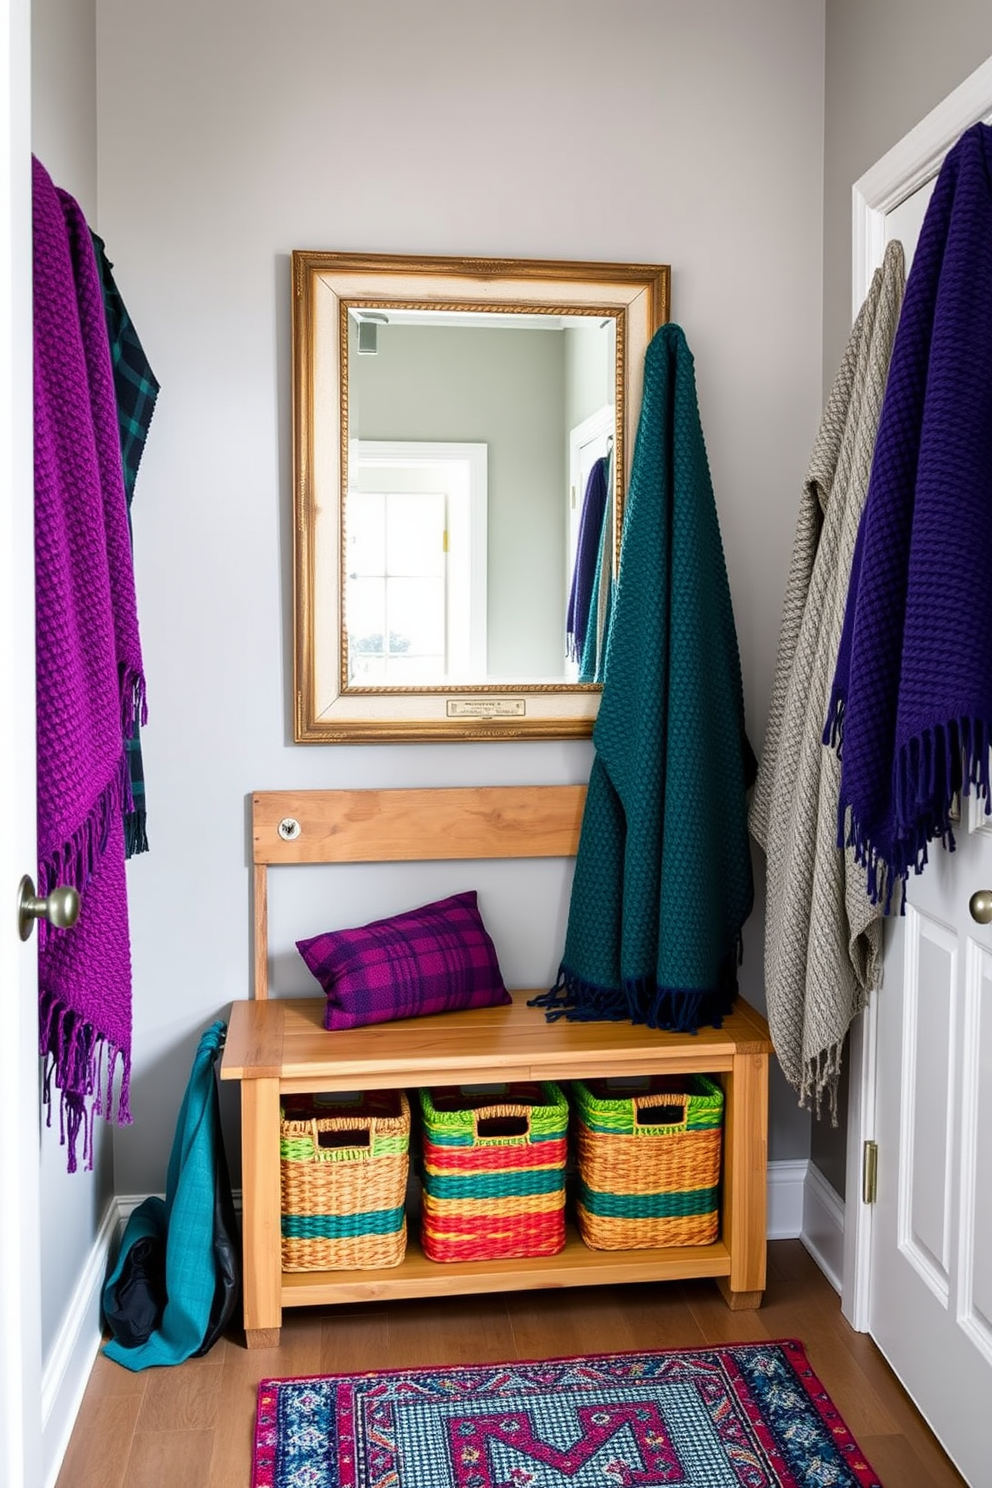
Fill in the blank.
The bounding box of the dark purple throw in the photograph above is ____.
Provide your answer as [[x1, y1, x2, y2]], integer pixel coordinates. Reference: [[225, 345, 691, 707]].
[[825, 122, 992, 910], [566, 455, 609, 662], [33, 157, 145, 1169]]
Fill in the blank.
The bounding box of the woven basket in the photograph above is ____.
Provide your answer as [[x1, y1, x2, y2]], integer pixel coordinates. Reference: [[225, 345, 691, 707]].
[[572, 1074, 723, 1250], [280, 1090, 410, 1271], [419, 1082, 568, 1262]]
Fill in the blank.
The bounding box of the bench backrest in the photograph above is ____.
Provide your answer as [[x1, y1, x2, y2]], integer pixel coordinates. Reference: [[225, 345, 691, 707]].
[[250, 785, 586, 999]]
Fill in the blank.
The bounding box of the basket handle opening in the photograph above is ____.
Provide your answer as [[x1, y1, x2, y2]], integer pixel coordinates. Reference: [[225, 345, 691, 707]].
[[635, 1098, 689, 1129], [468, 1102, 536, 1142], [475, 1113, 531, 1139], [316, 1127, 372, 1151]]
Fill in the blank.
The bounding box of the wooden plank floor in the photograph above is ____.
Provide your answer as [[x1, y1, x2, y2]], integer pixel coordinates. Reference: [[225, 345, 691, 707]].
[[56, 1241, 968, 1488]]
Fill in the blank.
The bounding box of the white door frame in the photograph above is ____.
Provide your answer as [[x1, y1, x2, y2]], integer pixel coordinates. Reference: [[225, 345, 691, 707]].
[[843, 53, 992, 1332], [0, 0, 44, 1483]]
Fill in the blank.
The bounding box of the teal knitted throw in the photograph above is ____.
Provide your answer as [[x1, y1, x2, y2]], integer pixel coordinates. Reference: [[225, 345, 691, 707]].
[[102, 1022, 237, 1369], [535, 325, 755, 1031]]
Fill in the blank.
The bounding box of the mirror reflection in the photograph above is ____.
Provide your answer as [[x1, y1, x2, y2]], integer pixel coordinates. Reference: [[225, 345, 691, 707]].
[[345, 308, 616, 687]]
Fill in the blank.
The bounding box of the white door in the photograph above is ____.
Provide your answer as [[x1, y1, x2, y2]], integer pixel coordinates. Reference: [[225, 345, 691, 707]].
[[852, 59, 992, 1488], [0, 3, 45, 1485], [872, 808, 992, 1487]]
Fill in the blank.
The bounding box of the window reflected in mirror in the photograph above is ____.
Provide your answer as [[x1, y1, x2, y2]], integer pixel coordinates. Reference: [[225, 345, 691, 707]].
[[346, 443, 485, 684]]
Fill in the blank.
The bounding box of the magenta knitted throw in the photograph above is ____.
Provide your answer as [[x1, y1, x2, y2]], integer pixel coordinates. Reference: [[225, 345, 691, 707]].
[[33, 156, 145, 1170]]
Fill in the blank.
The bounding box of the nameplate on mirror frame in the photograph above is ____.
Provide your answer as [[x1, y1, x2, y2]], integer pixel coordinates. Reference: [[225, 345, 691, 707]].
[[446, 698, 527, 719]]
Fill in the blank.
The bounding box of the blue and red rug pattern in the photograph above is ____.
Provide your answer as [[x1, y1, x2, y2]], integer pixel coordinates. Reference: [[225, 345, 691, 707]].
[[252, 1340, 882, 1488]]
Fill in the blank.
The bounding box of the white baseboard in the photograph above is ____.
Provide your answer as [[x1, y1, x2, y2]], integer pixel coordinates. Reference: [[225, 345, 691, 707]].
[[41, 1195, 119, 1488], [800, 1162, 845, 1293], [116, 1190, 165, 1223], [766, 1158, 807, 1239], [116, 1189, 240, 1222]]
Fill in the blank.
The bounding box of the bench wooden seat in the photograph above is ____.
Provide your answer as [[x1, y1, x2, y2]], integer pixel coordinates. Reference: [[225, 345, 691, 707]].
[[221, 785, 772, 1348]]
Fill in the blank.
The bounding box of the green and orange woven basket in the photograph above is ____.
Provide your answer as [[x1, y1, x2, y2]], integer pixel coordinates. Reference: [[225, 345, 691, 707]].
[[572, 1074, 724, 1250], [418, 1081, 569, 1262], [279, 1090, 410, 1271]]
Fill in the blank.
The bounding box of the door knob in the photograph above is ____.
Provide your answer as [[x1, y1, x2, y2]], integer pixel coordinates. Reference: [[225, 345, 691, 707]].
[[969, 888, 992, 925], [17, 875, 80, 942]]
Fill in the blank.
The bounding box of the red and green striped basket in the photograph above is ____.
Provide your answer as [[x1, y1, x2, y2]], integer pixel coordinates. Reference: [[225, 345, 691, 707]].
[[279, 1090, 410, 1271], [418, 1081, 568, 1262], [572, 1074, 723, 1250]]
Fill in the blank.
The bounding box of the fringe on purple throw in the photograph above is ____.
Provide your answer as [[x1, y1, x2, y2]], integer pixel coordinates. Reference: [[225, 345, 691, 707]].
[[33, 156, 143, 1170], [40, 992, 132, 1175], [833, 718, 990, 913], [37, 812, 135, 1172]]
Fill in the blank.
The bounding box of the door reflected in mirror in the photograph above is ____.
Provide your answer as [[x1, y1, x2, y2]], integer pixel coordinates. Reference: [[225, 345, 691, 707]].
[[292, 254, 669, 741]]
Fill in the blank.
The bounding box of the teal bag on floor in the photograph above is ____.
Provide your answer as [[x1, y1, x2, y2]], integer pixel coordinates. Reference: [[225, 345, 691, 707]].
[[102, 1020, 240, 1369]]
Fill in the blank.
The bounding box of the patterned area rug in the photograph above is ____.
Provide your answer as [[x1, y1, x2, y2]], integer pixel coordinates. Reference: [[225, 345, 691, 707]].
[[252, 1340, 882, 1488]]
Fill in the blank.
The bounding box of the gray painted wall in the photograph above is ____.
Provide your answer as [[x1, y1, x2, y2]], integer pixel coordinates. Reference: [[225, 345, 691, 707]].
[[812, 3, 992, 1193], [823, 1, 992, 393], [93, 0, 826, 1200], [564, 320, 614, 434], [31, 0, 96, 221]]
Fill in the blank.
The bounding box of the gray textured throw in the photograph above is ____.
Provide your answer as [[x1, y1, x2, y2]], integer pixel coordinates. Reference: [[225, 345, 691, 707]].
[[749, 241, 905, 1118]]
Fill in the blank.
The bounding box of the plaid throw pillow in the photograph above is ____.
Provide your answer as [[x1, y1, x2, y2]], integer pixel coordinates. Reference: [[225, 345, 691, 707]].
[[297, 890, 511, 1031]]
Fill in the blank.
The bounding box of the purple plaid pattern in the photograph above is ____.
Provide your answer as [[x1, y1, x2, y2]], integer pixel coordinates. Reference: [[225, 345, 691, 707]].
[[297, 891, 511, 1031]]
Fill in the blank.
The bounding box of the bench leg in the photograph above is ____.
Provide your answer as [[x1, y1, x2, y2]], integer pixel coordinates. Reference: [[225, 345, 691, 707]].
[[241, 1077, 283, 1347], [246, 1328, 283, 1349], [714, 1280, 764, 1311], [719, 1049, 769, 1309]]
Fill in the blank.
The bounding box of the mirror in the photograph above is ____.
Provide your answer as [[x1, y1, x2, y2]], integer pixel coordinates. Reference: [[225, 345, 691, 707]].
[[292, 252, 669, 741]]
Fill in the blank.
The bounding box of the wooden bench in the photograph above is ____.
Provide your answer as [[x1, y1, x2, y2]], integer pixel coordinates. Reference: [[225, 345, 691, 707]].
[[221, 785, 773, 1347]]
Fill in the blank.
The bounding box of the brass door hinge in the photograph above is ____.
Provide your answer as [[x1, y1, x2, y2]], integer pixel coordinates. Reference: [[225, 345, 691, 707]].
[[862, 1140, 878, 1204]]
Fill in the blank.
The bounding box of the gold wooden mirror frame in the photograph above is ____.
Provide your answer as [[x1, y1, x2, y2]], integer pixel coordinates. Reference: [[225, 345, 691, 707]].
[[292, 252, 669, 742]]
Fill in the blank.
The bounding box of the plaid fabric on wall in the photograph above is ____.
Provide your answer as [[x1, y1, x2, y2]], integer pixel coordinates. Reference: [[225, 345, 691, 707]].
[[92, 232, 159, 857]]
